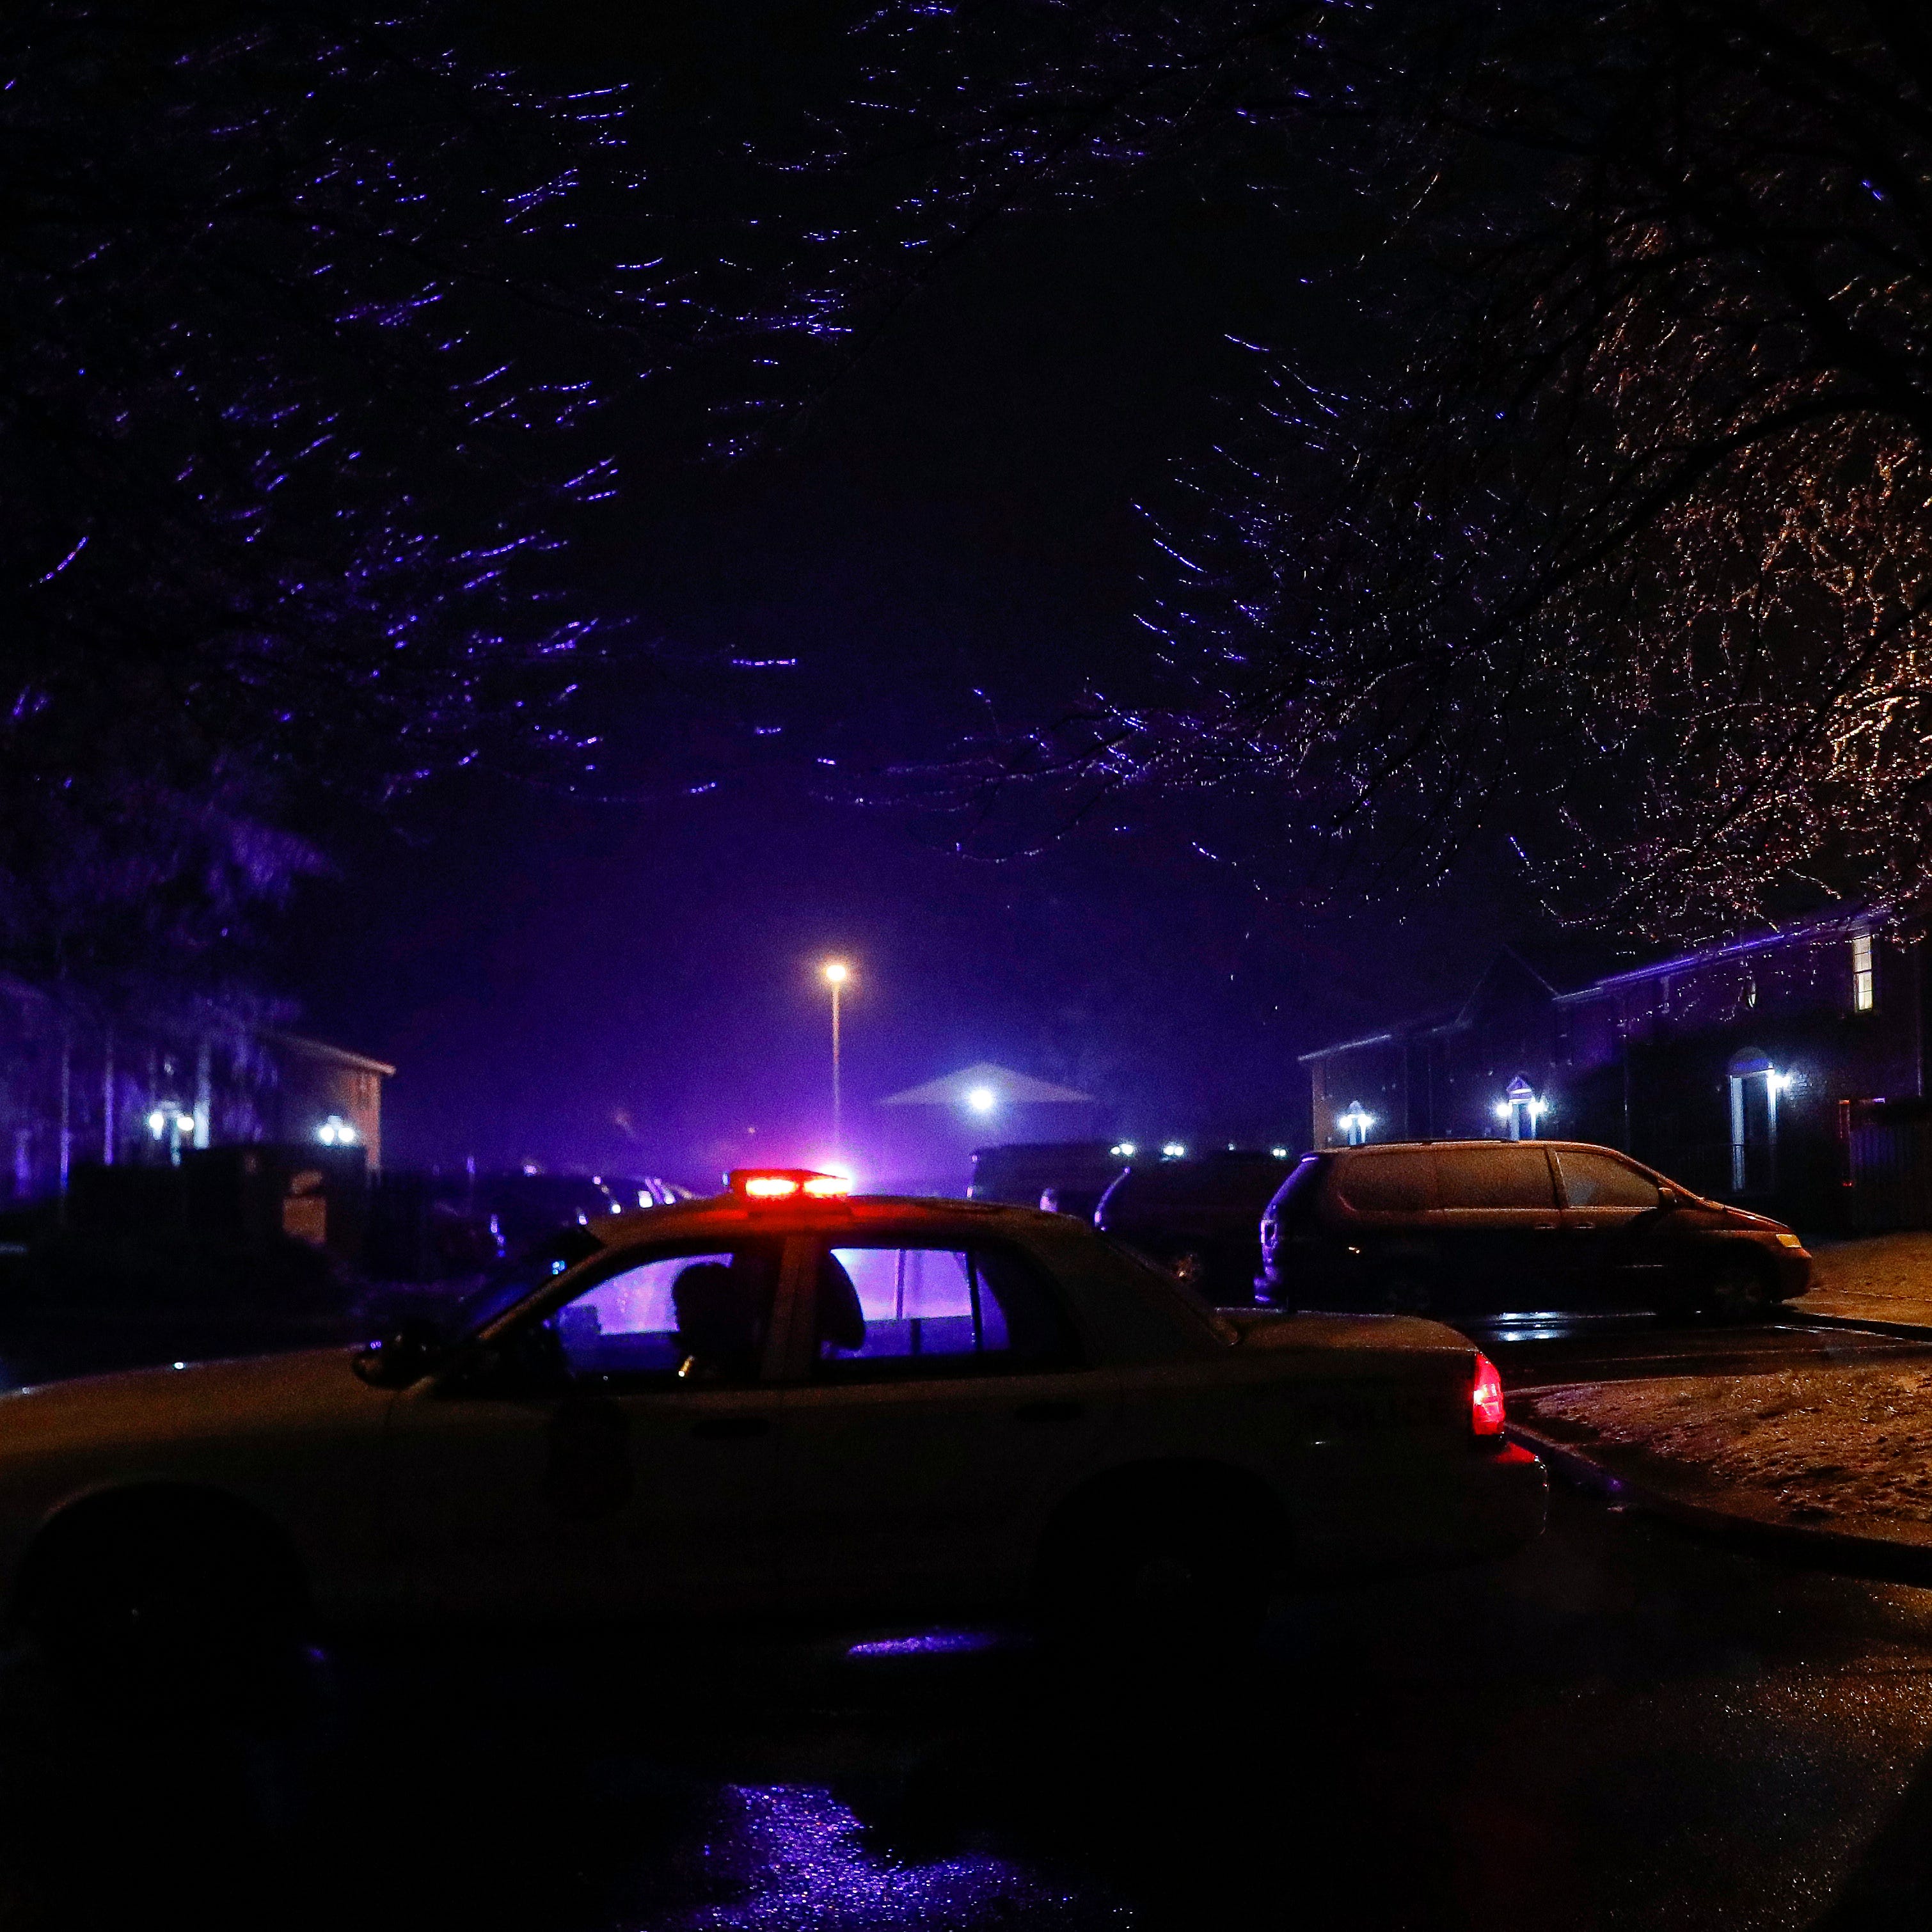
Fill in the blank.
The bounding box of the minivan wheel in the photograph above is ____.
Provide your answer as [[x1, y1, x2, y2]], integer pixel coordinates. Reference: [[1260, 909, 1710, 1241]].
[[1376, 1271, 1434, 1316], [1702, 1253, 1773, 1325]]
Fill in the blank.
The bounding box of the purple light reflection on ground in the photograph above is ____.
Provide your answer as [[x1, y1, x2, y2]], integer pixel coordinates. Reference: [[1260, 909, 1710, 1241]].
[[844, 1630, 1002, 1659], [669, 1784, 1130, 1931]]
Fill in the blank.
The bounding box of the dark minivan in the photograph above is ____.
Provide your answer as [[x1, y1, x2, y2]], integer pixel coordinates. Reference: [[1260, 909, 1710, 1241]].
[[1096, 1150, 1295, 1304], [1258, 1139, 1811, 1320]]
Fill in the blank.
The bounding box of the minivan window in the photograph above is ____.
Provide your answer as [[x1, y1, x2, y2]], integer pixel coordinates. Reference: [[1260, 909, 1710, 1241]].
[[1436, 1144, 1556, 1210], [1267, 1154, 1329, 1228], [1334, 1149, 1435, 1212], [1553, 1149, 1661, 1210]]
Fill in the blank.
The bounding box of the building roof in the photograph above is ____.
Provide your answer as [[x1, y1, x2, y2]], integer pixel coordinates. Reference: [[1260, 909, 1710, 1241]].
[[882, 1063, 1095, 1106], [1297, 912, 1880, 1058], [264, 1030, 398, 1079]]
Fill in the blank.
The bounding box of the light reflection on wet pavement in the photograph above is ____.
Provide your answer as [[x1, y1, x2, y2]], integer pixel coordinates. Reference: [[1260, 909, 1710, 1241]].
[[656, 1784, 1127, 1931]]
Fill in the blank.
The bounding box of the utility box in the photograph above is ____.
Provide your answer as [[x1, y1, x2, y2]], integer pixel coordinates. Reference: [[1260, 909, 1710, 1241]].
[[183, 1143, 368, 1259]]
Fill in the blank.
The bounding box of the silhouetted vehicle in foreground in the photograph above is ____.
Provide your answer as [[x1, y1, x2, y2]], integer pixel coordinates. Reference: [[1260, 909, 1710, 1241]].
[[0, 1170, 1542, 1720], [1095, 1150, 1295, 1304], [1258, 1140, 1811, 1320]]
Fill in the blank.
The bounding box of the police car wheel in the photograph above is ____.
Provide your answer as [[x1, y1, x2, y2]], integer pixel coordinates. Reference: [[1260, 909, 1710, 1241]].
[[1040, 1483, 1269, 1652], [19, 1497, 312, 1732]]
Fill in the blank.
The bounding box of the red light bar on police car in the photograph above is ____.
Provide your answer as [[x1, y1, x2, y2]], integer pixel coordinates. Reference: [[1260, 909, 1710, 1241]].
[[727, 1169, 851, 1201]]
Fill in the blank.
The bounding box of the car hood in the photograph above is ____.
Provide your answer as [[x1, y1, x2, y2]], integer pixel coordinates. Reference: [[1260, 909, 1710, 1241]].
[[0, 1347, 379, 1457]]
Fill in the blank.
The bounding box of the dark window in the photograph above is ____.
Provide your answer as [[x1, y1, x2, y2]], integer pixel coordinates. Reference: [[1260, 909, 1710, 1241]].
[[1333, 1150, 1436, 1213], [1436, 1145, 1557, 1210], [1552, 1150, 1661, 1210], [813, 1242, 1076, 1381], [546, 1243, 780, 1388]]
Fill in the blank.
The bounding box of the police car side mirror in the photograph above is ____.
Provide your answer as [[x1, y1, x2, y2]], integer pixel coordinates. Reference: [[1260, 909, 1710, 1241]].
[[437, 1322, 571, 1400], [354, 1317, 445, 1388]]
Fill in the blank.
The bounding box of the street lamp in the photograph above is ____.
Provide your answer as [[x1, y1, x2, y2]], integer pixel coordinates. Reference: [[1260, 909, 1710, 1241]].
[[821, 960, 851, 1157]]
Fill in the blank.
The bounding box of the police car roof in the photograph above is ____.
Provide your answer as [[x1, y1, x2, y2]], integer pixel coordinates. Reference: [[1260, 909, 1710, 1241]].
[[587, 1191, 1050, 1246]]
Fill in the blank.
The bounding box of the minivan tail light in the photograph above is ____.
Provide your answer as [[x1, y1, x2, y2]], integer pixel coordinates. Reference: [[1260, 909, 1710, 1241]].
[[1470, 1351, 1507, 1437]]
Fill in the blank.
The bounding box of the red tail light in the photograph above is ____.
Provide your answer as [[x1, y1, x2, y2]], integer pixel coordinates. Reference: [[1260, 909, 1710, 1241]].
[[1470, 1350, 1507, 1437]]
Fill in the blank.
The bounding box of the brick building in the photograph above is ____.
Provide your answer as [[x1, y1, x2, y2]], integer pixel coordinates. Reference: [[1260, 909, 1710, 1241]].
[[1300, 915, 1924, 1229]]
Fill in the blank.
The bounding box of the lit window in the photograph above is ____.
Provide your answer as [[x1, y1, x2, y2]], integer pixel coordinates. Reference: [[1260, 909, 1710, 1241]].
[[1852, 931, 1874, 1012]]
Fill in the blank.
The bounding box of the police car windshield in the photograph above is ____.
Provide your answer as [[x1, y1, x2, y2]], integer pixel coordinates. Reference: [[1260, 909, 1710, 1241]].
[[455, 1228, 604, 1337], [1094, 1233, 1240, 1344]]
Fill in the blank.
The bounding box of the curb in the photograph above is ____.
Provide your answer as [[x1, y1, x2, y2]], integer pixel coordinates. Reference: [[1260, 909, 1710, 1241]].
[[1786, 1310, 1932, 1345], [1505, 1420, 1932, 1587]]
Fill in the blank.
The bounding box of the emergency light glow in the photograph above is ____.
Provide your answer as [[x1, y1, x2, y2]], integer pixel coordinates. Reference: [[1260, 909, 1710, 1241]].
[[741, 1175, 799, 1198], [729, 1168, 852, 1201]]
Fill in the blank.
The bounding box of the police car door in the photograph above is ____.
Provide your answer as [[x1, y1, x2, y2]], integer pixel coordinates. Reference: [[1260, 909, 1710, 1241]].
[[384, 1237, 793, 1620], [777, 1233, 1115, 1615]]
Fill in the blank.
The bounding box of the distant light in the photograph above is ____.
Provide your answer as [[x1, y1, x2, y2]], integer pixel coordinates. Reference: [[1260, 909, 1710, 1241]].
[[1110, 1142, 1137, 1158], [317, 1114, 356, 1147], [1529, 1099, 1547, 1120], [175, 1114, 194, 1136], [146, 1110, 166, 1137], [821, 960, 850, 986], [1770, 1069, 1797, 1095], [1494, 1102, 1513, 1122], [965, 1084, 998, 1114], [1161, 1142, 1187, 1159], [1336, 1104, 1374, 1144], [1271, 1146, 1289, 1160], [1226, 1142, 1237, 1151]]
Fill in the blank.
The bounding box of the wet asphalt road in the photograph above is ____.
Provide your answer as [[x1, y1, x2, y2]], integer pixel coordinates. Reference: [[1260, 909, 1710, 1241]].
[[3, 1315, 1932, 1928], [3, 1478, 1932, 1927]]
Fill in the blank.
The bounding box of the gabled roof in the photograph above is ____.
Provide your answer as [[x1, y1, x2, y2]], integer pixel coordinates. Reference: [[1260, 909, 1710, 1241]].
[[882, 1063, 1095, 1106], [264, 1030, 397, 1078], [1297, 909, 1882, 1059]]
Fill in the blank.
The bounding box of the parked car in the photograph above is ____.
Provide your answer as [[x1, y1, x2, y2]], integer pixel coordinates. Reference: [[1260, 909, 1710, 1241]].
[[1258, 1139, 1811, 1320], [1095, 1150, 1295, 1304], [969, 1141, 1128, 1223], [0, 1169, 1544, 1720]]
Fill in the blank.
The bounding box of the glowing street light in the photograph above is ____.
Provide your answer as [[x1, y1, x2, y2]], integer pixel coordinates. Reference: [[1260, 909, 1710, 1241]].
[[821, 960, 851, 1157]]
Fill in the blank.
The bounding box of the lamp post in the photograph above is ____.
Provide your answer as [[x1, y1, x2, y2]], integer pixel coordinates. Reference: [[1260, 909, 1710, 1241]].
[[821, 960, 850, 1159]]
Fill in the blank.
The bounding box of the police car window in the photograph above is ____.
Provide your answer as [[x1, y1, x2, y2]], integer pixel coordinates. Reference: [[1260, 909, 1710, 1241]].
[[814, 1242, 1075, 1381], [1553, 1150, 1661, 1210], [546, 1245, 779, 1388], [1334, 1150, 1435, 1212], [1436, 1145, 1557, 1210]]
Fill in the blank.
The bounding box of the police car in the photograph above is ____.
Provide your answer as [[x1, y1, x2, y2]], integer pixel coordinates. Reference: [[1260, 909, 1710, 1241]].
[[0, 1173, 1545, 1702]]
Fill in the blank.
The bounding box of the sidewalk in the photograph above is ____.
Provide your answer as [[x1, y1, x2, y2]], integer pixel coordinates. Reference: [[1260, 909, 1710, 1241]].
[[1790, 1230, 1932, 1328], [1507, 1230, 1932, 1577]]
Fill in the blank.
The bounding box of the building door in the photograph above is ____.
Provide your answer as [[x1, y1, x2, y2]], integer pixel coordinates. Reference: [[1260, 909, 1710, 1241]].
[[1727, 1051, 1781, 1195]]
